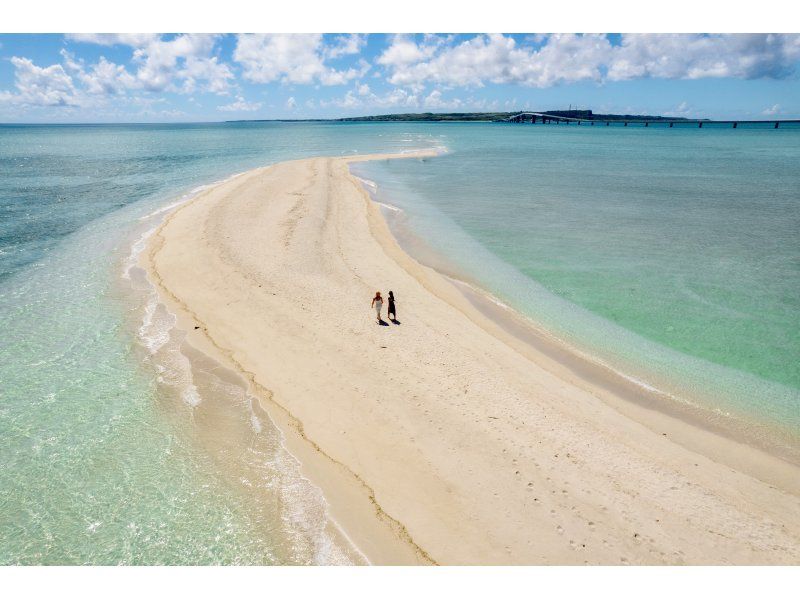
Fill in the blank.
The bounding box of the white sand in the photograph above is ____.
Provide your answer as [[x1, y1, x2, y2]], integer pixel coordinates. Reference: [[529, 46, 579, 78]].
[[145, 153, 800, 565]]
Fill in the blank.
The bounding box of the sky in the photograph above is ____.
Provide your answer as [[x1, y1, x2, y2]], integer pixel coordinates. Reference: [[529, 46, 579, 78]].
[[0, 33, 798, 123]]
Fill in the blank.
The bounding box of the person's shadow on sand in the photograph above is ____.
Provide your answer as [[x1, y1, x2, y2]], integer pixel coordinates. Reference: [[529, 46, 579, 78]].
[[378, 318, 390, 326], [390, 318, 401, 325]]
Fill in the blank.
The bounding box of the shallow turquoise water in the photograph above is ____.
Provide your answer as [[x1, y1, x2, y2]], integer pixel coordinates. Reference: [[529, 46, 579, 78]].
[[0, 122, 439, 564], [1, 121, 798, 563], [353, 122, 800, 442]]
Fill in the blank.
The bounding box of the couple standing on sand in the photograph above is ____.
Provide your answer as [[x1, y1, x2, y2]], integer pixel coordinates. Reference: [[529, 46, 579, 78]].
[[371, 291, 397, 324]]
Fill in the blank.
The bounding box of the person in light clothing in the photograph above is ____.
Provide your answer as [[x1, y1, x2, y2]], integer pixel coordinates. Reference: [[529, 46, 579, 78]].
[[371, 291, 383, 323]]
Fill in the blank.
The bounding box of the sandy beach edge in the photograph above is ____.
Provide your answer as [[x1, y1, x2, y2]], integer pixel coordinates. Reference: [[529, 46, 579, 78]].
[[351, 157, 800, 483], [142, 152, 800, 565], [142, 152, 440, 564], [368, 196, 800, 473]]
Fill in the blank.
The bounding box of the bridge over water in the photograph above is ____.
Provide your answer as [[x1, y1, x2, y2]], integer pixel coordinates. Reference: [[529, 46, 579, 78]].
[[504, 112, 800, 128]]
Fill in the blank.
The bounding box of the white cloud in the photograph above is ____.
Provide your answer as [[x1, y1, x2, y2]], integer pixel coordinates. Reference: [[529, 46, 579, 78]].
[[423, 89, 462, 109], [326, 34, 368, 60], [73, 56, 137, 95], [66, 33, 159, 47], [179, 56, 234, 95], [217, 95, 262, 112], [378, 33, 800, 90], [132, 34, 227, 93], [65, 33, 232, 95], [462, 97, 500, 111], [60, 49, 136, 96], [234, 34, 363, 86], [376, 88, 419, 108], [0, 57, 85, 107], [337, 91, 361, 109], [379, 33, 611, 89], [663, 101, 693, 117], [608, 34, 800, 81], [325, 83, 474, 112], [377, 34, 440, 68], [6, 33, 800, 119], [323, 85, 421, 110]]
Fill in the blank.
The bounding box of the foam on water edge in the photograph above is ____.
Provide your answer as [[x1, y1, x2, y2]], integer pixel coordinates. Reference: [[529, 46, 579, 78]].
[[122, 176, 366, 565]]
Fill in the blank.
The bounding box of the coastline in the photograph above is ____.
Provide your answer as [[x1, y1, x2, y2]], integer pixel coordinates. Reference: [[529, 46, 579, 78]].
[[369, 192, 800, 469], [143, 152, 800, 564]]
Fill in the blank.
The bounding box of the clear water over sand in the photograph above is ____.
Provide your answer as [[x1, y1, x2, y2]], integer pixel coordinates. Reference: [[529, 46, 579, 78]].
[[352, 122, 800, 447], [1, 121, 797, 563], [0, 122, 438, 564]]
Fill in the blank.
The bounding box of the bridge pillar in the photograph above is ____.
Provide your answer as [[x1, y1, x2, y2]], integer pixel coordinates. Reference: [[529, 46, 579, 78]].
[[591, 121, 595, 126], [775, 122, 780, 129], [645, 122, 648, 127], [606, 122, 609, 126], [733, 122, 737, 128], [624, 122, 628, 127], [669, 122, 673, 128]]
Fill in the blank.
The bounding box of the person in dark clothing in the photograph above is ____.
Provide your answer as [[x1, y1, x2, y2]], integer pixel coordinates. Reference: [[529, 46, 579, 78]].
[[387, 291, 397, 322]]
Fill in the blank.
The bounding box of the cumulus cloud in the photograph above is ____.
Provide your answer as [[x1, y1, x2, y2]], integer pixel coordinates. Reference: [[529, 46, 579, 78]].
[[0, 57, 85, 107], [323, 85, 422, 110], [333, 91, 362, 109], [234, 34, 366, 86], [663, 101, 694, 117], [5, 33, 800, 118], [66, 33, 160, 47], [378, 33, 800, 89], [326, 34, 368, 60], [326, 84, 498, 113], [377, 34, 441, 68], [64, 33, 233, 95], [131, 34, 231, 93], [379, 33, 611, 89], [762, 103, 781, 115], [61, 51, 137, 95], [608, 34, 800, 81], [423, 89, 462, 109], [178, 55, 234, 94], [217, 95, 262, 112]]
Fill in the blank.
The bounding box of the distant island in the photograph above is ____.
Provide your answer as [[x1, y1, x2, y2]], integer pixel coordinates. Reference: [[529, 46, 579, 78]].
[[228, 109, 797, 127], [335, 110, 692, 122], [229, 109, 695, 123]]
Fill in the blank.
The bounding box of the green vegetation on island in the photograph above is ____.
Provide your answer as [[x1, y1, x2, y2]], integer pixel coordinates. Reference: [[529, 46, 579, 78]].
[[229, 109, 695, 123], [334, 110, 694, 122]]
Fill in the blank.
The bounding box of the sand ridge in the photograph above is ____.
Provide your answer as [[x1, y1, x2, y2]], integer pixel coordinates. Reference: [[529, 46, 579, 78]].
[[145, 152, 800, 565]]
